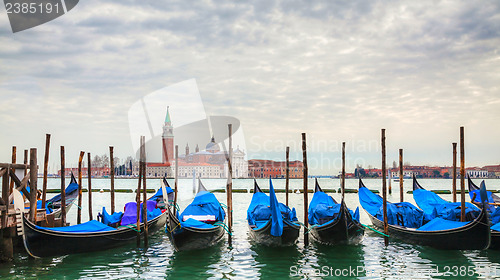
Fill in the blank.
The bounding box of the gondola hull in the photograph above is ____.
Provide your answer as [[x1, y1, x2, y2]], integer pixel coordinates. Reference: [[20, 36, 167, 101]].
[[165, 207, 225, 251], [365, 210, 490, 250], [22, 211, 167, 258], [490, 231, 500, 250], [310, 202, 364, 245], [248, 219, 300, 246]]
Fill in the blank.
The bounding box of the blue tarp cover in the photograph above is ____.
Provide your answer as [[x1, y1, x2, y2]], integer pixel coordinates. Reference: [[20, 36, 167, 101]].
[[375, 202, 426, 228], [491, 222, 500, 232], [360, 187, 429, 228], [179, 191, 225, 223], [358, 186, 383, 216], [149, 186, 174, 202], [101, 207, 123, 226], [469, 189, 496, 212], [491, 207, 500, 225], [35, 220, 115, 233], [247, 181, 297, 236], [413, 189, 480, 221], [120, 201, 160, 226], [308, 191, 341, 225], [417, 218, 469, 231], [269, 179, 283, 236]]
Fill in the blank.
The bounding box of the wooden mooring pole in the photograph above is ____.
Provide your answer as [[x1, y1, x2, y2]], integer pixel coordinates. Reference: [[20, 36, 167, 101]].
[[399, 149, 403, 202], [60, 146, 66, 227], [136, 136, 144, 247], [301, 133, 309, 246], [285, 146, 290, 207], [227, 124, 233, 246], [135, 146, 142, 247], [23, 150, 28, 177], [77, 151, 84, 224], [42, 134, 50, 209], [9, 146, 16, 194], [1, 163, 13, 261], [88, 153, 93, 221], [460, 127, 466, 222], [141, 136, 149, 247], [452, 142, 457, 203], [110, 146, 115, 214], [342, 142, 346, 200], [29, 149, 37, 223], [174, 146, 178, 216], [381, 129, 389, 246]]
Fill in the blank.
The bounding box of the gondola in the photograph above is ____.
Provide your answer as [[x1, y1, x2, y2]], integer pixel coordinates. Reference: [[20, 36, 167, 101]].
[[247, 179, 300, 246], [358, 178, 490, 250], [412, 175, 480, 221], [468, 177, 500, 250], [22, 183, 168, 258], [308, 179, 364, 245], [165, 179, 226, 251]]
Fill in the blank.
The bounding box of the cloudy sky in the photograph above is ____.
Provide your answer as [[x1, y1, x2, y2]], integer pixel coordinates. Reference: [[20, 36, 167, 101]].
[[1, 0, 499, 174]]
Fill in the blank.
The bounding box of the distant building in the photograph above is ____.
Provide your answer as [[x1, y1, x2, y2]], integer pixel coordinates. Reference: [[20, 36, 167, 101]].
[[248, 159, 303, 178], [466, 167, 488, 178], [177, 137, 248, 178], [58, 167, 110, 177]]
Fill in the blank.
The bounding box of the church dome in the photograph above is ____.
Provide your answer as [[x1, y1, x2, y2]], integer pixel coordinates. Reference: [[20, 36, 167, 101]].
[[206, 136, 220, 153]]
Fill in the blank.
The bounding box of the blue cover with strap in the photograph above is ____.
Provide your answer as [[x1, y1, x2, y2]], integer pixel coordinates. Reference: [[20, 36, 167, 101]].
[[413, 188, 480, 221], [360, 186, 429, 228], [308, 191, 341, 225], [35, 220, 115, 233], [417, 217, 469, 231], [100, 207, 123, 226], [179, 191, 225, 223]]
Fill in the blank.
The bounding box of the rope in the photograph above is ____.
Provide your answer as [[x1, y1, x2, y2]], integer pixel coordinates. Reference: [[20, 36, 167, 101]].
[[166, 222, 181, 233], [118, 224, 141, 233], [361, 223, 389, 237], [214, 221, 232, 236], [219, 203, 228, 209], [71, 200, 82, 210]]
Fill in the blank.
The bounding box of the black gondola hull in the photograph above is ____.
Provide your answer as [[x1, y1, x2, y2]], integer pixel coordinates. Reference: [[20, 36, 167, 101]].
[[310, 202, 364, 245], [248, 219, 300, 246], [490, 232, 500, 250], [165, 207, 225, 251], [365, 210, 490, 250], [22, 211, 167, 258]]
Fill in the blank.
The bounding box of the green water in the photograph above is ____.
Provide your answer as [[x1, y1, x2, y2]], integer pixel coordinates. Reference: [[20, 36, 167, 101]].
[[1, 178, 500, 279]]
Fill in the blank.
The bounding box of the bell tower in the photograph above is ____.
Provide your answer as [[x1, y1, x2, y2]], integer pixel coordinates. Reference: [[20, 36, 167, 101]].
[[162, 106, 174, 164]]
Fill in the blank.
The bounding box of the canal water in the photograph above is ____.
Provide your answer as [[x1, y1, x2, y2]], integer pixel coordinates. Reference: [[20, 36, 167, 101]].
[[1, 178, 500, 279]]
